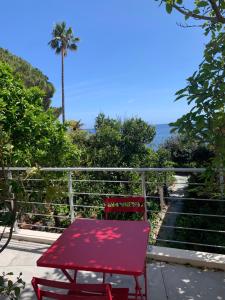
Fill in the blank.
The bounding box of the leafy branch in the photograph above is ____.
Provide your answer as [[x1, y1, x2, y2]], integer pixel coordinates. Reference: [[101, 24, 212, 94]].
[[0, 272, 25, 300]]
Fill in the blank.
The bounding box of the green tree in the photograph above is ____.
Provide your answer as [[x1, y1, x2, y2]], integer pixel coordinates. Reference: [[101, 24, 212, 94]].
[[156, 0, 225, 33], [0, 62, 81, 248], [162, 135, 214, 167], [49, 22, 80, 123], [0, 48, 58, 115], [0, 62, 80, 166], [171, 33, 225, 168], [87, 113, 156, 167], [69, 114, 173, 222]]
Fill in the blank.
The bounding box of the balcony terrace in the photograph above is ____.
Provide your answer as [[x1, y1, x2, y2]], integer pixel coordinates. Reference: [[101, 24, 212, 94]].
[[1, 239, 225, 300], [1, 167, 225, 299]]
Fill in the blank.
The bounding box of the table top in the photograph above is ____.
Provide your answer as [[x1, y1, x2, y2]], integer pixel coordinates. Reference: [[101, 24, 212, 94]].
[[37, 218, 150, 276]]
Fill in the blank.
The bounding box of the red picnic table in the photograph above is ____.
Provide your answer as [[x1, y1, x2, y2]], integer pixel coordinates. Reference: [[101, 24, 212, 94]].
[[37, 218, 150, 300]]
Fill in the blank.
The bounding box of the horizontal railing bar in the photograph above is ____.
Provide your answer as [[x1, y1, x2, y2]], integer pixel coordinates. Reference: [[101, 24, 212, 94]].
[[22, 213, 69, 219], [24, 190, 45, 193], [167, 182, 205, 186], [149, 210, 225, 218], [7, 177, 205, 186], [0, 167, 207, 172], [19, 178, 205, 187], [74, 204, 104, 209], [17, 202, 103, 209], [17, 223, 66, 230], [24, 179, 68, 182], [160, 225, 225, 234], [13, 194, 225, 203], [73, 192, 143, 197], [73, 192, 159, 199], [16, 201, 69, 206], [13, 177, 204, 184], [155, 238, 225, 249], [165, 196, 225, 202], [22, 190, 158, 198], [20, 189, 161, 199], [73, 179, 134, 184]]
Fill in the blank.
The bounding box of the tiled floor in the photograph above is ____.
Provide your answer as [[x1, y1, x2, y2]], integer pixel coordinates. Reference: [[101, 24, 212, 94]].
[[0, 240, 224, 300]]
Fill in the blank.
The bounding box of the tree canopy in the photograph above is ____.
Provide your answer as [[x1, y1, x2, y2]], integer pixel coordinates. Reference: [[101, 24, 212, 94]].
[[0, 48, 60, 116], [70, 113, 172, 168], [0, 62, 80, 167], [170, 32, 225, 167], [156, 0, 225, 33]]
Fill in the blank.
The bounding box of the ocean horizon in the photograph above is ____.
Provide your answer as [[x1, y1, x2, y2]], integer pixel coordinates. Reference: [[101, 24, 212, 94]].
[[84, 124, 174, 148]]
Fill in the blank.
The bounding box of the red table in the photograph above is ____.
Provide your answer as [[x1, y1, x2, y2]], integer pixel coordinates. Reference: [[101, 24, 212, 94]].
[[37, 218, 150, 299]]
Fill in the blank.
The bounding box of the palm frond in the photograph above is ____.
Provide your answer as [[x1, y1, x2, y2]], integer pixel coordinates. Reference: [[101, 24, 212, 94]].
[[68, 43, 78, 51], [72, 37, 80, 43], [48, 38, 59, 49], [49, 21, 79, 55], [55, 47, 62, 55], [66, 27, 73, 37]]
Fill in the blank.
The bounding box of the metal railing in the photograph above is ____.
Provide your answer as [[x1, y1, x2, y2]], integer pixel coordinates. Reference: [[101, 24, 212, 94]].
[[1, 167, 225, 253]]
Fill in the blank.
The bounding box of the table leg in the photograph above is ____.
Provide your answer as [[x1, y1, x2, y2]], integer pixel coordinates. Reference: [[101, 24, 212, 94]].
[[134, 276, 144, 300], [144, 260, 148, 300]]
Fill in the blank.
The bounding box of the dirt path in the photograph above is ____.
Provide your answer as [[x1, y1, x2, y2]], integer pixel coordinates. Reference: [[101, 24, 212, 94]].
[[156, 175, 189, 241]]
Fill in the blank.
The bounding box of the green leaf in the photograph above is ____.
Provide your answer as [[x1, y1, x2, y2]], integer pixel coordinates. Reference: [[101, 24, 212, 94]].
[[14, 287, 21, 297], [193, 8, 200, 14], [175, 94, 187, 101], [196, 1, 208, 7], [8, 280, 13, 289], [166, 3, 173, 13]]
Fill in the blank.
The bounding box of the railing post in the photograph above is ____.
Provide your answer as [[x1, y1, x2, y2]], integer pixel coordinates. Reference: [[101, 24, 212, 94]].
[[159, 186, 165, 211], [68, 171, 75, 222], [7, 170, 19, 233], [219, 168, 224, 199], [141, 172, 147, 221]]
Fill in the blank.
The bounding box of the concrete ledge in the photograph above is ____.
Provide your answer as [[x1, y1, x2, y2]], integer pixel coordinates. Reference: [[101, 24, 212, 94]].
[[147, 245, 225, 271], [7, 228, 225, 271], [11, 229, 60, 245]]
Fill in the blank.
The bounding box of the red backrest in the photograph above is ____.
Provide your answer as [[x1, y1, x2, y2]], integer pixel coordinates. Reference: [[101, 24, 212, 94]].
[[32, 277, 112, 300], [104, 197, 146, 220]]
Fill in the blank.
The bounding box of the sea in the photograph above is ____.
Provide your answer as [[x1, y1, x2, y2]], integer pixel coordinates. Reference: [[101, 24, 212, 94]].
[[151, 124, 174, 148], [85, 124, 173, 149]]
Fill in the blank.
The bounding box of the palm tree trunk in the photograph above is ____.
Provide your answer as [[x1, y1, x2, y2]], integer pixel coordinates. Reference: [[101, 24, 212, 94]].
[[61, 48, 65, 124]]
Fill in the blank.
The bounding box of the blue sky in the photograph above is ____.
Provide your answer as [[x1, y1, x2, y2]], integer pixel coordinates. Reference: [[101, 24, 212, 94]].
[[0, 0, 207, 127]]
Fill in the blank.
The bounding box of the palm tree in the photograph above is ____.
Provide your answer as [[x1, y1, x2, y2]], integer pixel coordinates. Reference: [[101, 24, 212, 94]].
[[49, 22, 79, 123]]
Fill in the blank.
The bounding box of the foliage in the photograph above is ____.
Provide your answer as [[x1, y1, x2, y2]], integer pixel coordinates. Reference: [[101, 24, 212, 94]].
[[156, 0, 225, 33], [86, 113, 156, 167], [0, 130, 17, 253], [162, 135, 214, 167], [174, 172, 225, 254], [68, 114, 173, 225], [0, 62, 80, 167], [49, 22, 80, 56], [0, 62, 80, 236], [0, 272, 25, 300], [170, 33, 225, 169], [156, 1, 225, 254], [0, 48, 59, 115]]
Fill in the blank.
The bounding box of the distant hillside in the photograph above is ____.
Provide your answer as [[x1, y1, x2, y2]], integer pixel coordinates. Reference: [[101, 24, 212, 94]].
[[0, 48, 60, 116]]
